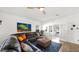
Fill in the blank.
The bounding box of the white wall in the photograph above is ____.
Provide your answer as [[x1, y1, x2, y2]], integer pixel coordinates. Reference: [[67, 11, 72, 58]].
[[0, 12, 41, 43], [43, 13, 79, 44], [0, 12, 17, 43]]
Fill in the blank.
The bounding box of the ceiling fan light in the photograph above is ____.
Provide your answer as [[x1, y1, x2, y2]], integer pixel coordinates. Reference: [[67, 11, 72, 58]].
[[40, 8, 44, 11]]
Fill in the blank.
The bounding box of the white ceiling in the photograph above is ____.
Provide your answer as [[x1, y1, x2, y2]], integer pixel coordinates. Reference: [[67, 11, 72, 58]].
[[0, 7, 79, 23]]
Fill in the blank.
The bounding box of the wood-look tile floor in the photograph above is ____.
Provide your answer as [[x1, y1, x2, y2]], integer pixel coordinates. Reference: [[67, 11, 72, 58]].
[[60, 41, 79, 52]]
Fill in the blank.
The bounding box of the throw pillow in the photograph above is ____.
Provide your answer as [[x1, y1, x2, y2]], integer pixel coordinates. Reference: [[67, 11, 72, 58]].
[[21, 43, 33, 52]]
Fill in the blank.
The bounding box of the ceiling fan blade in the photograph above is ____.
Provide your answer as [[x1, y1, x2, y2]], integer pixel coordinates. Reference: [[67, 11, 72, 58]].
[[27, 7, 46, 15], [27, 7, 45, 9], [27, 7, 35, 9]]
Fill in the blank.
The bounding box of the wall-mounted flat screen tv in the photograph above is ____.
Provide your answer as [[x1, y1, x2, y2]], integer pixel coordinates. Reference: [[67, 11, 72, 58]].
[[17, 22, 31, 32]]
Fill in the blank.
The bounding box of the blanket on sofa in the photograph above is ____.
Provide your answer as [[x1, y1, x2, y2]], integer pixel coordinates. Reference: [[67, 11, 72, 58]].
[[0, 36, 21, 52]]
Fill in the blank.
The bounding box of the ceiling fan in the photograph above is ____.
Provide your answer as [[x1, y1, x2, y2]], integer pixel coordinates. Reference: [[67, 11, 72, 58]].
[[27, 7, 46, 15]]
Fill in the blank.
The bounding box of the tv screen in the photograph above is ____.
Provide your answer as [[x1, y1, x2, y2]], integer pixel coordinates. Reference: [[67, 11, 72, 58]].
[[17, 22, 31, 32]]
